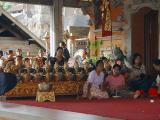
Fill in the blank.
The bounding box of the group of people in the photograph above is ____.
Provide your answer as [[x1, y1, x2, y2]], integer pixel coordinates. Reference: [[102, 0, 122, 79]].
[[0, 42, 70, 95], [0, 42, 160, 99], [82, 53, 160, 99], [0, 41, 70, 73]]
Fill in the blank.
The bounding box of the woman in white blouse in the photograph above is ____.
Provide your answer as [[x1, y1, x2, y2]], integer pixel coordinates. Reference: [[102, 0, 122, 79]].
[[83, 60, 109, 100]]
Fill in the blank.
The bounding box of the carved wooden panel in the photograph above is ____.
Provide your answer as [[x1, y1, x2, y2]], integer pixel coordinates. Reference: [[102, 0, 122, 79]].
[[5, 81, 85, 97]]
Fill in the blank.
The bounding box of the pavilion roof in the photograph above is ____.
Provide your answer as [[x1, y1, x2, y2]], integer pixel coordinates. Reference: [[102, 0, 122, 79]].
[[0, 7, 46, 49]]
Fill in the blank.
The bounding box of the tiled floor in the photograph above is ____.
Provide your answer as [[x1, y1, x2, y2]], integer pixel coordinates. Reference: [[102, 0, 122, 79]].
[[0, 102, 122, 120]]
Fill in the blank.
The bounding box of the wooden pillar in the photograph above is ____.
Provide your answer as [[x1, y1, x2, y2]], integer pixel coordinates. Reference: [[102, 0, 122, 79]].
[[50, 0, 63, 57]]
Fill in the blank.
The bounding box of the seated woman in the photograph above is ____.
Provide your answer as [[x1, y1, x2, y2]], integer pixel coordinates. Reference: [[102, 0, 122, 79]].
[[5, 50, 14, 62], [115, 58, 128, 71], [3, 52, 15, 73], [15, 49, 22, 57], [59, 41, 70, 62], [15, 56, 24, 69], [105, 64, 125, 96], [83, 60, 109, 100], [129, 53, 146, 81], [129, 53, 153, 98], [47, 47, 67, 81], [24, 58, 32, 69], [115, 58, 131, 82], [49, 47, 66, 67], [54, 47, 66, 66], [35, 50, 46, 68]]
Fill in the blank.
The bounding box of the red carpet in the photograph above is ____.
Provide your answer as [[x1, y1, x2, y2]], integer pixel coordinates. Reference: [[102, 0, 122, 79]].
[[5, 98, 160, 120]]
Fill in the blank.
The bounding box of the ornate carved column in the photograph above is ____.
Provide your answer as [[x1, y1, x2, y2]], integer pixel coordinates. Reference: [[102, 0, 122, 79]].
[[50, 0, 63, 57]]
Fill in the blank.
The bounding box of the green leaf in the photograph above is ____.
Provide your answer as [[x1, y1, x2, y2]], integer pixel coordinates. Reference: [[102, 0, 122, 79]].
[[100, 40, 103, 45], [89, 42, 95, 49], [92, 56, 97, 64]]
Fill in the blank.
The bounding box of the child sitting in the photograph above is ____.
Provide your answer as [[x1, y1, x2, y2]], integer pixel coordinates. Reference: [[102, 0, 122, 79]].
[[105, 64, 125, 96]]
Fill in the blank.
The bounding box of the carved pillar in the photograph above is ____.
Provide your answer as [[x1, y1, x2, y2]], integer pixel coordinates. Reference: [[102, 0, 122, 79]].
[[50, 0, 63, 57], [123, 1, 132, 57]]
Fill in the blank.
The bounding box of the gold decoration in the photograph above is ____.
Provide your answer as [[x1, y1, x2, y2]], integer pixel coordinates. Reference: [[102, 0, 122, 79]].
[[4, 81, 85, 97], [43, 32, 50, 53], [102, 0, 111, 31], [101, 0, 112, 36], [36, 91, 55, 102]]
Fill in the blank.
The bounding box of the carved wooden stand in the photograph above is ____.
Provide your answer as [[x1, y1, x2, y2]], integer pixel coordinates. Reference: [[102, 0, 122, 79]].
[[36, 91, 55, 102]]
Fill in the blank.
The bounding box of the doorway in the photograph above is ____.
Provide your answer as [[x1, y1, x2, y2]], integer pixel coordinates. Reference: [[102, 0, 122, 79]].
[[132, 7, 159, 74]]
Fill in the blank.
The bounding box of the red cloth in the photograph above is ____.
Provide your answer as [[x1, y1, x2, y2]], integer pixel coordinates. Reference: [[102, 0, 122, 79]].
[[135, 90, 144, 95], [5, 98, 160, 120], [148, 88, 158, 97]]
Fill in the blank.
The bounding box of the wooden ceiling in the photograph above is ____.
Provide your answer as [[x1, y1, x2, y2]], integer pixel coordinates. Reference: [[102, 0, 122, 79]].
[[0, 0, 81, 7]]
